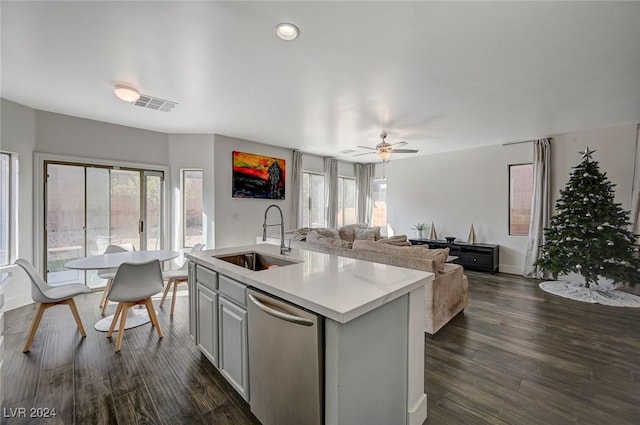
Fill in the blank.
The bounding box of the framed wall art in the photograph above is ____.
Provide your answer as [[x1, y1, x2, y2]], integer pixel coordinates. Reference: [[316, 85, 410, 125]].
[[232, 151, 286, 199]]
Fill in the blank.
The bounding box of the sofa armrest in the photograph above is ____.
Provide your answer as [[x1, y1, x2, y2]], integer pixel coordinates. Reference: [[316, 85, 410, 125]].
[[424, 264, 468, 334]]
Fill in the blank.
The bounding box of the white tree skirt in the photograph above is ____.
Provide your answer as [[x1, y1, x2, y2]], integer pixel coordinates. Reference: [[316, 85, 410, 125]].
[[539, 281, 640, 307]]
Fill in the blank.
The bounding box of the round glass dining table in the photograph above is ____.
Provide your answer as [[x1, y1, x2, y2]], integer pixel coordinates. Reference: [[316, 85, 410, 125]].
[[65, 250, 179, 332]]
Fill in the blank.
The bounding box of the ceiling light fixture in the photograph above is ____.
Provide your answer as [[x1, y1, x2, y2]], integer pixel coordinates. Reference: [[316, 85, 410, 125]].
[[114, 84, 141, 103], [275, 23, 300, 41], [377, 150, 392, 162]]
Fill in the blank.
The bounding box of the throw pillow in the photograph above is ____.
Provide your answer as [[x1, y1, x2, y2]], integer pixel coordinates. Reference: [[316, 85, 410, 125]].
[[354, 228, 377, 241], [307, 231, 352, 248], [338, 226, 358, 242]]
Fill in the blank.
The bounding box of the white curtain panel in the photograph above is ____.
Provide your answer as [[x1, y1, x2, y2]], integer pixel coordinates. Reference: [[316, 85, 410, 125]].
[[324, 157, 338, 228], [290, 150, 303, 228], [631, 125, 640, 235], [523, 138, 551, 278], [355, 162, 375, 225]]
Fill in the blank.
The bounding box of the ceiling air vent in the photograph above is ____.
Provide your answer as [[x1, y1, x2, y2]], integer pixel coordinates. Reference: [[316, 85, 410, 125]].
[[133, 94, 178, 112]]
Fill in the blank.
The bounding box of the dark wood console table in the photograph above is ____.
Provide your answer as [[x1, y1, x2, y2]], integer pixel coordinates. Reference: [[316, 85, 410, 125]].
[[409, 239, 499, 273]]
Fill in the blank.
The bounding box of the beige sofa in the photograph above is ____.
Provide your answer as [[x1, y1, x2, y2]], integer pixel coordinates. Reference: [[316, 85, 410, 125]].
[[295, 227, 468, 335]]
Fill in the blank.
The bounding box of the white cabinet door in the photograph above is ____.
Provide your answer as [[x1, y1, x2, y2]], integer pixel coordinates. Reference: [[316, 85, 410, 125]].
[[197, 284, 218, 366], [188, 262, 196, 339], [218, 297, 249, 401]]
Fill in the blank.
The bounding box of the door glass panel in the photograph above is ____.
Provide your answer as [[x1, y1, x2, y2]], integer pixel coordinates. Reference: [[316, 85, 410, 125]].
[[46, 164, 85, 284], [145, 173, 162, 250], [110, 169, 141, 249], [86, 167, 110, 288]]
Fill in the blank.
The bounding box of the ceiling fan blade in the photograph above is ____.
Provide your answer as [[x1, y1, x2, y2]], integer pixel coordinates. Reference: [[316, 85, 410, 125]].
[[352, 152, 375, 157], [356, 145, 377, 150], [392, 149, 419, 153], [391, 141, 408, 147]]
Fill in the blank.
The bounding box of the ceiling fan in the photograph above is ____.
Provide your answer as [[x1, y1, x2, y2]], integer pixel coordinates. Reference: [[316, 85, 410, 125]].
[[353, 130, 419, 161]]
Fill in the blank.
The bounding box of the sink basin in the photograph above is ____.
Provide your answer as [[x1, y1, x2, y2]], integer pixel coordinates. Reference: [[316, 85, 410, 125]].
[[214, 251, 299, 271]]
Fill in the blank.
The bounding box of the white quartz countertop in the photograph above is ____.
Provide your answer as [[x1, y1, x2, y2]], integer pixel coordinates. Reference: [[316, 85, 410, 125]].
[[186, 244, 433, 323]]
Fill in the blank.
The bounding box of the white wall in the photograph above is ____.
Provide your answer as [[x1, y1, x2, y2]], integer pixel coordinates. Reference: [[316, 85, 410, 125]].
[[550, 125, 637, 212], [0, 100, 171, 310], [35, 110, 169, 165], [386, 143, 532, 274], [168, 134, 216, 251], [385, 124, 639, 275], [213, 134, 293, 248], [0, 99, 37, 309]]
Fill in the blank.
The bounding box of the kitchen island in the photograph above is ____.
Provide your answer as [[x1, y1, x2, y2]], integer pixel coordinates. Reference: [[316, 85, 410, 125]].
[[186, 244, 432, 425]]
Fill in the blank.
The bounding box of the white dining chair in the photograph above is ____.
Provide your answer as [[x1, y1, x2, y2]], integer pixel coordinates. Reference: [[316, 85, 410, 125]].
[[15, 259, 91, 353], [106, 259, 164, 353], [98, 243, 135, 316], [160, 243, 204, 317]]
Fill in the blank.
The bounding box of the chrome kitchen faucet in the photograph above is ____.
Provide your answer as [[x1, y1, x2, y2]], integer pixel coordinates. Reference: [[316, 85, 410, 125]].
[[262, 204, 291, 255]]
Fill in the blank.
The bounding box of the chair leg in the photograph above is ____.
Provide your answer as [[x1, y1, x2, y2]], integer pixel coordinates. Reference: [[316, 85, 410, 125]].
[[66, 298, 87, 337], [170, 280, 179, 317], [115, 303, 131, 353], [101, 279, 114, 316], [99, 278, 113, 308], [160, 279, 173, 308], [23, 303, 48, 353], [145, 298, 163, 338], [107, 303, 124, 338]]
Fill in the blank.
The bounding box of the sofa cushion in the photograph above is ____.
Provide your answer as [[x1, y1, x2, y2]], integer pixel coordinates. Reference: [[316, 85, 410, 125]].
[[312, 228, 340, 239], [352, 240, 449, 272], [354, 227, 378, 241], [376, 236, 412, 246], [337, 224, 369, 242], [307, 230, 352, 248]]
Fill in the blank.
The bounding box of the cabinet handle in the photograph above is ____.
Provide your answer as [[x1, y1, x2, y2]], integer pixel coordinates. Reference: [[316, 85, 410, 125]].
[[248, 294, 314, 326]]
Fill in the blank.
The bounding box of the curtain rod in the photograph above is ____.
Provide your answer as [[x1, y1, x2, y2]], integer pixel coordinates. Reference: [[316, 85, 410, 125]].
[[502, 139, 534, 146]]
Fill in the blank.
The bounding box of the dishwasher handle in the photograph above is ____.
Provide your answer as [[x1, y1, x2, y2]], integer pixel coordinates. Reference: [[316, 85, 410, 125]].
[[248, 294, 314, 326]]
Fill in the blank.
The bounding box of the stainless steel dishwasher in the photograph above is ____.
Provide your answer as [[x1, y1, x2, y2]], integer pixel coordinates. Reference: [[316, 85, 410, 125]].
[[247, 288, 323, 425]]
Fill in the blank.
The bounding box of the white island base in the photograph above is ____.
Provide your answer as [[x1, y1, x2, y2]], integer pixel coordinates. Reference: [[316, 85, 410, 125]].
[[325, 286, 426, 425], [186, 244, 430, 425]]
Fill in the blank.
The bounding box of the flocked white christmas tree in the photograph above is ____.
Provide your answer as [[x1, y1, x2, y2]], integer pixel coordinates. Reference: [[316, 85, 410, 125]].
[[535, 147, 639, 289]]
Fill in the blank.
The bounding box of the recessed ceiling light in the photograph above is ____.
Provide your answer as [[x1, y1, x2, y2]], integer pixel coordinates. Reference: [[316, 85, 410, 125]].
[[114, 84, 140, 103], [274, 23, 300, 41]]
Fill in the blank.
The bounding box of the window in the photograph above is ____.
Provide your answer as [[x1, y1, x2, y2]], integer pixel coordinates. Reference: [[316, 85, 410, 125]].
[[44, 160, 165, 286], [0, 152, 11, 266], [183, 170, 204, 248], [372, 178, 387, 228], [302, 172, 326, 227], [337, 176, 356, 227], [509, 163, 533, 235]]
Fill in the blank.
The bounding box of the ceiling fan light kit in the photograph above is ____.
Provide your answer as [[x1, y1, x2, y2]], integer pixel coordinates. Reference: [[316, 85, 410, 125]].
[[354, 130, 419, 161]]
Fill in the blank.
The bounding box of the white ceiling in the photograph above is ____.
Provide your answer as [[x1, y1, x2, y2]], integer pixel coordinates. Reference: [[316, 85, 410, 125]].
[[2, 1, 639, 162]]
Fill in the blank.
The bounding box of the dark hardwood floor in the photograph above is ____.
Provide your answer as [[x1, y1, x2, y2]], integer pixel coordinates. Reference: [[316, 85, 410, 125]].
[[1, 272, 639, 424]]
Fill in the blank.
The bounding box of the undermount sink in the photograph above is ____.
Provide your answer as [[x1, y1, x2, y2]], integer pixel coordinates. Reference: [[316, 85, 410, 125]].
[[214, 251, 299, 271]]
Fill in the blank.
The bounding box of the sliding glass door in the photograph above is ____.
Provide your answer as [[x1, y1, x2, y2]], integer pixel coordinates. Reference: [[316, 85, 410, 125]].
[[44, 161, 164, 287]]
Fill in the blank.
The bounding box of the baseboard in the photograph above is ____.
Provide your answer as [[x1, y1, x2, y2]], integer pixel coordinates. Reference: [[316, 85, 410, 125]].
[[498, 264, 522, 275], [407, 393, 427, 425], [5, 293, 33, 311]]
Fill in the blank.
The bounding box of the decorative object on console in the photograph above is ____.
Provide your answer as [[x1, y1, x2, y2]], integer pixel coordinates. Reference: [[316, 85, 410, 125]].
[[411, 222, 428, 239], [468, 224, 477, 244], [445, 236, 456, 243], [428, 222, 438, 240], [232, 151, 286, 200]]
